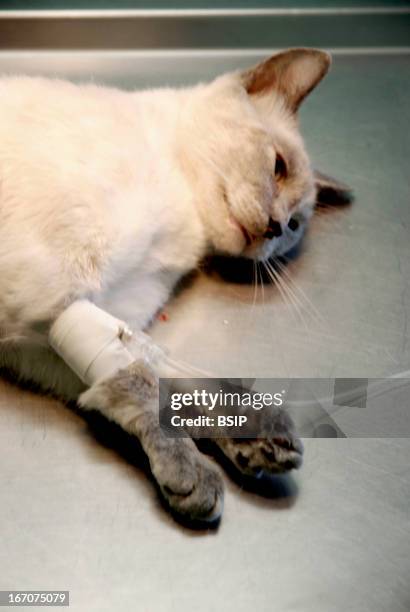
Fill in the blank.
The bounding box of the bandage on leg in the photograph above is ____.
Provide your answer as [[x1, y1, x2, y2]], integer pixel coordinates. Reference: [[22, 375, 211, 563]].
[[49, 300, 136, 386]]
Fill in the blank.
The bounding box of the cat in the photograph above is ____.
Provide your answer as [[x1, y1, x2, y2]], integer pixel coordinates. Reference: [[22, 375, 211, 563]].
[[0, 48, 351, 524]]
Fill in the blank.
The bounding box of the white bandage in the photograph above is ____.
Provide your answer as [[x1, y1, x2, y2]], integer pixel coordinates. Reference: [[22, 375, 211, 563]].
[[49, 300, 135, 386]]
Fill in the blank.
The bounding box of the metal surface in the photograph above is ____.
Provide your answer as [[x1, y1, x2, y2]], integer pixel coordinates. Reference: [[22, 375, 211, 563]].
[[1, 0, 410, 8], [0, 8, 409, 612], [0, 6, 409, 50]]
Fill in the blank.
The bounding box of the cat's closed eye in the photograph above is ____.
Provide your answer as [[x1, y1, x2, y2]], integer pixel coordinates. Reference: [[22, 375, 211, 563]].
[[274, 153, 287, 182]]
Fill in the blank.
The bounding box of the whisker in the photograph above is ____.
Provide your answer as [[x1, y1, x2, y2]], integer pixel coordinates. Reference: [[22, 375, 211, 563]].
[[262, 260, 300, 325], [257, 262, 265, 307], [265, 260, 314, 332], [251, 259, 258, 310], [266, 262, 304, 318], [272, 266, 311, 331], [274, 259, 326, 327]]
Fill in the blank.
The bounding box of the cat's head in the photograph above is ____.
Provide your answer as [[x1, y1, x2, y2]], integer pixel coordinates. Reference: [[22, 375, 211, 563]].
[[181, 48, 351, 261]]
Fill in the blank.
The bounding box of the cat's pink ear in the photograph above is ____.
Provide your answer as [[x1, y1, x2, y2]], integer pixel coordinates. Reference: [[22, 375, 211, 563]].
[[242, 48, 331, 113]]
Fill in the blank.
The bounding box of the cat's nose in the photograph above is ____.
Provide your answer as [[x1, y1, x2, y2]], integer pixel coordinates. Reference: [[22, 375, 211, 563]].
[[264, 218, 283, 239], [288, 217, 300, 232]]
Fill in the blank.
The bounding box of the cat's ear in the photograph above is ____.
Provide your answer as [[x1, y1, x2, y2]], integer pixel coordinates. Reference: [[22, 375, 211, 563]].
[[314, 170, 354, 206], [242, 48, 331, 113]]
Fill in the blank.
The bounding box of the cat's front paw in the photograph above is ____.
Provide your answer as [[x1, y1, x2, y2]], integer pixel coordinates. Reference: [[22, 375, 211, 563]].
[[215, 431, 303, 477], [80, 361, 224, 524], [150, 437, 224, 523]]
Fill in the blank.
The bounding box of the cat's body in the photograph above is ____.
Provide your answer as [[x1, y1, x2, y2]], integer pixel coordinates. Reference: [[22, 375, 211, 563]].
[[0, 49, 350, 524], [0, 77, 202, 337]]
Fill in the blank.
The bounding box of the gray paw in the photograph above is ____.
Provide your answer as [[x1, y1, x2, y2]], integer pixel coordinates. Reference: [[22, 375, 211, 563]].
[[150, 437, 224, 522], [80, 361, 224, 522], [216, 433, 303, 477]]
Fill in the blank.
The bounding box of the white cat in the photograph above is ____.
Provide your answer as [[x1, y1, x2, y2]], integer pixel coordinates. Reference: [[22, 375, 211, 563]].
[[0, 48, 350, 523]]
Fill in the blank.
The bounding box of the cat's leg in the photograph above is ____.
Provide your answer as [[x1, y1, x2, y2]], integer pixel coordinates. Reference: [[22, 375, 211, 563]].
[[1, 301, 224, 521], [79, 362, 223, 521], [0, 341, 86, 401], [46, 300, 224, 522]]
